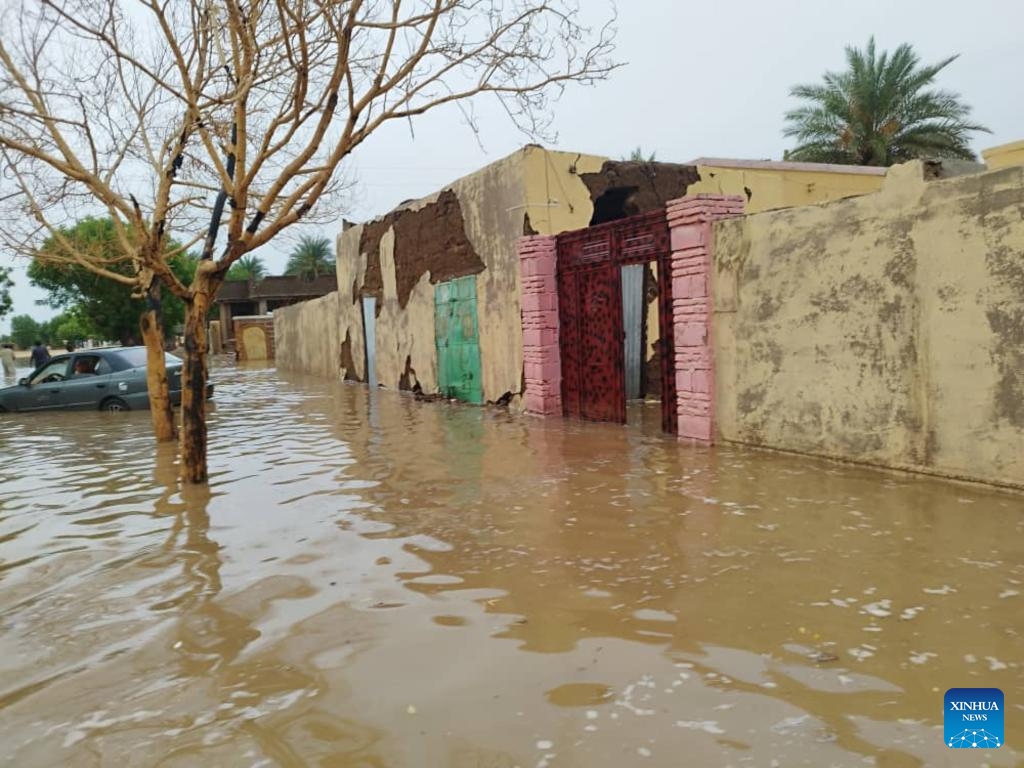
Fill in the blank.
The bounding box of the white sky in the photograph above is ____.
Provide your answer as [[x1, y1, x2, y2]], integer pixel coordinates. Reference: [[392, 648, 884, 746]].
[[2, 0, 1021, 334]]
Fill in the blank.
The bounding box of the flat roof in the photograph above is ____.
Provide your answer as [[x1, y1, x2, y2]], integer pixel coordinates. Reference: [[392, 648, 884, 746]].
[[688, 157, 888, 176]]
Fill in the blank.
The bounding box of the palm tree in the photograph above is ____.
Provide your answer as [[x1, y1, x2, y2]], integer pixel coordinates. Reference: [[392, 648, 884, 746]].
[[226, 254, 266, 281], [783, 38, 989, 166], [285, 235, 334, 281]]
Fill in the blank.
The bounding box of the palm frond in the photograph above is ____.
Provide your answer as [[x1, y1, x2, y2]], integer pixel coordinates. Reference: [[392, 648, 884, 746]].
[[782, 39, 987, 166]]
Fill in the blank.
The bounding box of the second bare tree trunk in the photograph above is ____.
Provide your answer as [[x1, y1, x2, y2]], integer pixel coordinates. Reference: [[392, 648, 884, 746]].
[[140, 281, 176, 442], [180, 264, 218, 483]]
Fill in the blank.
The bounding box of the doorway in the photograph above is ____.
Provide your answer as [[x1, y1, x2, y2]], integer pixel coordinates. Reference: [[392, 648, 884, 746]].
[[556, 210, 676, 433]]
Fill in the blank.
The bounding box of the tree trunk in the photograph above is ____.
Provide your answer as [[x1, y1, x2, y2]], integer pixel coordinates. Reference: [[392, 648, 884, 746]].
[[180, 264, 218, 483], [140, 281, 176, 442]]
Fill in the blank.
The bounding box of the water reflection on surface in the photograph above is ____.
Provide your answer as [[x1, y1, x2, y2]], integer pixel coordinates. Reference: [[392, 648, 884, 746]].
[[1, 364, 1021, 767]]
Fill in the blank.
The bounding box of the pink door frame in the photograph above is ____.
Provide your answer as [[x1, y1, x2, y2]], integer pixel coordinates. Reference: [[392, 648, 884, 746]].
[[518, 194, 744, 440]]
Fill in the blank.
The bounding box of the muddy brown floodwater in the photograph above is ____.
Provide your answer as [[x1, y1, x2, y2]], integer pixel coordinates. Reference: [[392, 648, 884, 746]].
[[1, 364, 1022, 767]]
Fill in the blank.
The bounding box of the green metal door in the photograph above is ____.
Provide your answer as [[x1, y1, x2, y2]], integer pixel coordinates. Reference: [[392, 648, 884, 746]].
[[434, 276, 483, 404]]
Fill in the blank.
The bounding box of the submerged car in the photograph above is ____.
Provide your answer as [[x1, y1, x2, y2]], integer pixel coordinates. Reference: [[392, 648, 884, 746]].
[[0, 346, 213, 412]]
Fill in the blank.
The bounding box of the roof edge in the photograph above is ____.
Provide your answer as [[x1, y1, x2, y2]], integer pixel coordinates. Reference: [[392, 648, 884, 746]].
[[688, 157, 888, 176]]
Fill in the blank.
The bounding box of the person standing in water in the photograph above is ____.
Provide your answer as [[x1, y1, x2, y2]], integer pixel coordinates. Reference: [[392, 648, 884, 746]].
[[0, 343, 15, 379], [30, 341, 50, 370]]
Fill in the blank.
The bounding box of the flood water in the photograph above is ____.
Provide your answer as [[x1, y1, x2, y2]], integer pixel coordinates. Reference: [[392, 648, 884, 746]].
[[1, 363, 1022, 767]]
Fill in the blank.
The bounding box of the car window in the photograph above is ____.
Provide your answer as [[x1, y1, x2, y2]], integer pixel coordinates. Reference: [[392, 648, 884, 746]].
[[109, 348, 148, 369], [31, 358, 70, 385], [72, 355, 107, 376]]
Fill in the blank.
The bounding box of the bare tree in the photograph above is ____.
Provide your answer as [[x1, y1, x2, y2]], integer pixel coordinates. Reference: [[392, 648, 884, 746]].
[[0, 0, 617, 482]]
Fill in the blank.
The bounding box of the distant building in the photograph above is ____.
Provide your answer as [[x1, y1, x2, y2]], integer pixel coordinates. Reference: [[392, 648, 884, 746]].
[[214, 275, 337, 341]]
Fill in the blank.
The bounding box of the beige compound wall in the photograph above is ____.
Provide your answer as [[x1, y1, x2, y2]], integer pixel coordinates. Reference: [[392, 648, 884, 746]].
[[712, 161, 1024, 488], [273, 292, 342, 379]]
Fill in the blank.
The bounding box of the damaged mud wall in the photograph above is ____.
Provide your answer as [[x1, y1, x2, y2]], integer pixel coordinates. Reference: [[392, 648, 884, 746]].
[[712, 161, 1024, 488], [580, 161, 700, 225], [338, 147, 606, 400], [274, 291, 342, 379], [357, 189, 485, 309]]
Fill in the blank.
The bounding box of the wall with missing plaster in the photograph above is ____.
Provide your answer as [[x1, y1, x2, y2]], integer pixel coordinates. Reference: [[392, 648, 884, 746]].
[[712, 160, 1024, 488], [336, 146, 678, 402]]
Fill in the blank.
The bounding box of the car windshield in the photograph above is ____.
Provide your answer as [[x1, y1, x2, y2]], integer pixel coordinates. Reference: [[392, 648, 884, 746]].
[[107, 348, 183, 370], [30, 358, 69, 385]]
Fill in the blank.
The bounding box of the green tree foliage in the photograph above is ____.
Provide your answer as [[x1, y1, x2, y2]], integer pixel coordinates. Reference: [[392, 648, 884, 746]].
[[27, 218, 195, 344], [51, 310, 92, 346], [0, 266, 12, 320], [9, 314, 42, 348], [285, 235, 334, 281], [226, 254, 267, 282], [783, 37, 989, 166]]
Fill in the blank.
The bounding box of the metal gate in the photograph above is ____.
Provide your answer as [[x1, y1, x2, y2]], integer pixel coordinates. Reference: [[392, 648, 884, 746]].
[[435, 275, 483, 404], [556, 210, 676, 433]]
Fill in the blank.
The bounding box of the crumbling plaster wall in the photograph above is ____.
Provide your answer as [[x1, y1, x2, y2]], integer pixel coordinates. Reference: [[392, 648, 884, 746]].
[[712, 161, 1024, 488], [337, 146, 606, 399], [273, 291, 341, 378]]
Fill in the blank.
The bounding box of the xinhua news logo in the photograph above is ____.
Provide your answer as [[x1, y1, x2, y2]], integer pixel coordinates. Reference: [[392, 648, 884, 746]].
[[945, 688, 1003, 749]]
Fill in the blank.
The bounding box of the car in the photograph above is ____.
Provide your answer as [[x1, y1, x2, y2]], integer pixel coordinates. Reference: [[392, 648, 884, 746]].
[[0, 346, 214, 413]]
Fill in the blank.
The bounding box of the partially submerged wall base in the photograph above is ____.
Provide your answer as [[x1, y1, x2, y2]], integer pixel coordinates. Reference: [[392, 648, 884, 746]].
[[273, 292, 342, 377], [712, 161, 1024, 489]]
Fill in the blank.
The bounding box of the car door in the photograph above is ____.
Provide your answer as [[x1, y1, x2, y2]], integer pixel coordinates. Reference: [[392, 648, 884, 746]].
[[59, 354, 113, 409], [20, 357, 72, 411]]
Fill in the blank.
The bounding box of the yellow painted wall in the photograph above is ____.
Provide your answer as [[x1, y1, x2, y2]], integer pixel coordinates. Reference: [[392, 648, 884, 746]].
[[521, 148, 606, 235], [336, 146, 606, 402], [273, 291, 342, 378], [712, 160, 1024, 488], [688, 160, 886, 213], [983, 140, 1024, 171]]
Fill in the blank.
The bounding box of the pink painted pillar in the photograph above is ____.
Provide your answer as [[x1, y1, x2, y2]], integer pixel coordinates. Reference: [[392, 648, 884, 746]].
[[518, 235, 562, 416], [665, 195, 745, 442]]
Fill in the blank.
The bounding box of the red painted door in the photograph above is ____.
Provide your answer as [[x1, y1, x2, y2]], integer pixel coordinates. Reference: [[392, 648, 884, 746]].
[[577, 266, 625, 423], [556, 211, 672, 430]]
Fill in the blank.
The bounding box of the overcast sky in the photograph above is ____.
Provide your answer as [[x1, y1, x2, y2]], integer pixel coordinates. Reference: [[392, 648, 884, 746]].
[[3, 0, 1021, 334]]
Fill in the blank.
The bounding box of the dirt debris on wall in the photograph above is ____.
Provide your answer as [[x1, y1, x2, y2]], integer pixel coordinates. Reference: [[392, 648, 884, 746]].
[[523, 212, 538, 236], [339, 330, 361, 382], [398, 355, 419, 392], [579, 161, 700, 225], [356, 189, 484, 309]]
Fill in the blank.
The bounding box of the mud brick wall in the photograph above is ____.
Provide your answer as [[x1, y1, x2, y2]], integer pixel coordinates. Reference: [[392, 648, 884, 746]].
[[518, 236, 562, 416]]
